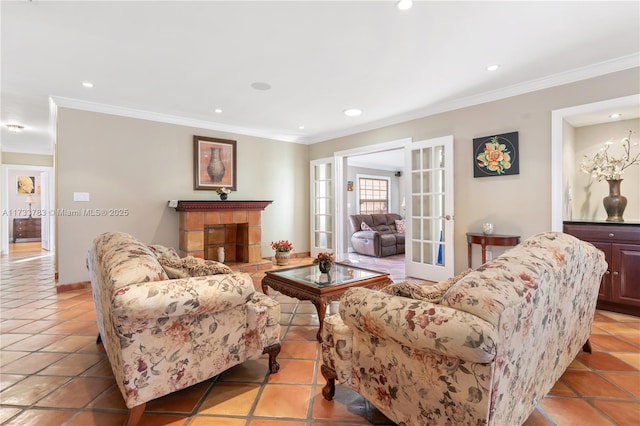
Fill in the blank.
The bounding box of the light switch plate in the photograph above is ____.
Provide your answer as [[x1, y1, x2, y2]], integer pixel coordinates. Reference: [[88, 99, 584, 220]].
[[168, 200, 178, 208], [73, 192, 90, 202]]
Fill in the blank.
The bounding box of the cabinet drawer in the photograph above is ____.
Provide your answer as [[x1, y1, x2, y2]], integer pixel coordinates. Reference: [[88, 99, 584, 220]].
[[563, 224, 640, 244], [12, 218, 41, 240]]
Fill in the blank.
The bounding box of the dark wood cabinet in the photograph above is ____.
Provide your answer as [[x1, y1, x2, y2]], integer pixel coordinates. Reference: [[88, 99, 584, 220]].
[[12, 218, 41, 243], [564, 221, 640, 316]]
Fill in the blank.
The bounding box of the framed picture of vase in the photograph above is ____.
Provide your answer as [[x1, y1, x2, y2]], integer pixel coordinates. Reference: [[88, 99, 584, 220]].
[[194, 136, 237, 191], [473, 131, 519, 177]]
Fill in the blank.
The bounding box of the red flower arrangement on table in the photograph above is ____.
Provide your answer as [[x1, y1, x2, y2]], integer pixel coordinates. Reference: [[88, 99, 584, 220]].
[[271, 240, 294, 252], [313, 252, 335, 265], [313, 252, 335, 273]]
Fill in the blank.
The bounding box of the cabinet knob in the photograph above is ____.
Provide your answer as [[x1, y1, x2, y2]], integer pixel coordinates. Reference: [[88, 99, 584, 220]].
[[605, 271, 611, 275], [608, 233, 615, 238], [613, 271, 619, 276]]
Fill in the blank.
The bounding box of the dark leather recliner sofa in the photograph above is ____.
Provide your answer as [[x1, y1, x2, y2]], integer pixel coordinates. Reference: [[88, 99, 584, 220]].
[[348, 213, 405, 257]]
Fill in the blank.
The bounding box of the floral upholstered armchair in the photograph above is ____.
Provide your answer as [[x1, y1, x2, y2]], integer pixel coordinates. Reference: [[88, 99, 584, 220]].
[[321, 232, 606, 426], [87, 232, 281, 426]]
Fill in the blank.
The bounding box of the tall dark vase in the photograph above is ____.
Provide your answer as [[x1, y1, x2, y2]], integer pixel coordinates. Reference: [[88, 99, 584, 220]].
[[207, 147, 225, 183], [603, 179, 627, 222]]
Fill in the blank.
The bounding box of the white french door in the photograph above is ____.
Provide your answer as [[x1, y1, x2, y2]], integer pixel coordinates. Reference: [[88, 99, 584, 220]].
[[405, 136, 455, 281], [310, 158, 335, 257]]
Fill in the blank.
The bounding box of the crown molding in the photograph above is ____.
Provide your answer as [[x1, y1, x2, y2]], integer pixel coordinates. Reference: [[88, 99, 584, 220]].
[[305, 53, 640, 144], [49, 54, 638, 146], [49, 96, 306, 144]]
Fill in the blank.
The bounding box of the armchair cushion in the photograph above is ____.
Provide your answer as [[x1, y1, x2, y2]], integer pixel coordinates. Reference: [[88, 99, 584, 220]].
[[112, 274, 255, 319]]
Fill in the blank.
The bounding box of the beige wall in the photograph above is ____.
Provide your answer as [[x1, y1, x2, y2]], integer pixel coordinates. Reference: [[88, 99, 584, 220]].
[[56, 68, 639, 283], [57, 109, 309, 284], [2, 152, 54, 167], [572, 118, 640, 221], [310, 68, 640, 272]]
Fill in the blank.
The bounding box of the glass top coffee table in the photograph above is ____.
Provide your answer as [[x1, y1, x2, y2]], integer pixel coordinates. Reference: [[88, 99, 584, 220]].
[[262, 263, 392, 342]]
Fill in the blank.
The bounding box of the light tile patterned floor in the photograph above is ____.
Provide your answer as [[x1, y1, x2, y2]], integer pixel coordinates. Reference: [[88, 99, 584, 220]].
[[1, 246, 638, 425]]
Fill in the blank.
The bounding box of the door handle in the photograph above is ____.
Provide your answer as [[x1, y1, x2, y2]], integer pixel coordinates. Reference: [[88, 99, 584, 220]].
[[442, 215, 453, 220]]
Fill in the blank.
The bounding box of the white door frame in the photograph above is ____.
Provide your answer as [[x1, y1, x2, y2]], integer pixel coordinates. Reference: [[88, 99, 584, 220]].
[[310, 157, 336, 257], [334, 138, 411, 257], [1, 164, 54, 254]]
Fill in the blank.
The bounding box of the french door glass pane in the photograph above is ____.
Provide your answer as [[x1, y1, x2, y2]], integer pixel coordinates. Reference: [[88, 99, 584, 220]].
[[314, 232, 332, 248], [314, 164, 332, 180], [314, 215, 333, 231], [315, 181, 331, 197]]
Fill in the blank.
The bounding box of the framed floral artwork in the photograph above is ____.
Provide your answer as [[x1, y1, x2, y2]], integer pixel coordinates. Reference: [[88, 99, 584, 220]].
[[194, 136, 237, 191], [473, 131, 519, 177]]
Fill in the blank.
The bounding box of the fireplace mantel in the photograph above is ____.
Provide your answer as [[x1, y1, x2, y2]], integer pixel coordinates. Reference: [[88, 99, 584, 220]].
[[174, 200, 272, 212]]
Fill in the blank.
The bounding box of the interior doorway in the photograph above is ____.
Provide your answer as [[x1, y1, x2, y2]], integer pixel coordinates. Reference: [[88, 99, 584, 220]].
[[334, 138, 409, 259], [1, 164, 54, 255], [334, 135, 455, 282]]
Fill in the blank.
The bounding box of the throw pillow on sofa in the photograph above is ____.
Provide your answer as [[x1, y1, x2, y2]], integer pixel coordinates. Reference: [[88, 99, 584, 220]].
[[148, 244, 181, 260], [395, 219, 406, 233], [381, 269, 472, 303], [158, 256, 233, 279], [361, 222, 373, 231]]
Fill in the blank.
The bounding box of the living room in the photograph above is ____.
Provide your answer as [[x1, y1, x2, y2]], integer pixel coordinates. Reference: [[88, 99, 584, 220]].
[[2, 2, 639, 425]]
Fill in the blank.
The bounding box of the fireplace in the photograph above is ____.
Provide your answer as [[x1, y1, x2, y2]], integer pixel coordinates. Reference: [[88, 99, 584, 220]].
[[204, 223, 249, 262], [174, 200, 272, 268]]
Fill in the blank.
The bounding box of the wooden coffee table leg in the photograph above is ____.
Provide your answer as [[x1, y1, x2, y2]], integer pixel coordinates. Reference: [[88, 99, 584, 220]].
[[311, 299, 327, 343]]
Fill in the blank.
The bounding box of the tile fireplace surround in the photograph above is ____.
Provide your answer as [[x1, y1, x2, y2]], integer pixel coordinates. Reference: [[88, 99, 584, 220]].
[[175, 200, 272, 268]]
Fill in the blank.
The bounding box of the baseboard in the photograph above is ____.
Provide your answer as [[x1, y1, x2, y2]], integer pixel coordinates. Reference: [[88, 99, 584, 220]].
[[56, 281, 91, 293]]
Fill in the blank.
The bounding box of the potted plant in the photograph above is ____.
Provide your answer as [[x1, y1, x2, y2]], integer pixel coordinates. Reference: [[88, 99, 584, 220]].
[[313, 252, 335, 273], [580, 130, 638, 221], [271, 240, 294, 265], [215, 187, 231, 200]]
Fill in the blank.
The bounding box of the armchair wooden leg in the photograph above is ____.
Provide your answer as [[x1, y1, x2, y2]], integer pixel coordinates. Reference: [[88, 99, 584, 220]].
[[583, 338, 592, 354], [321, 364, 337, 401], [262, 343, 281, 373], [124, 403, 145, 426]]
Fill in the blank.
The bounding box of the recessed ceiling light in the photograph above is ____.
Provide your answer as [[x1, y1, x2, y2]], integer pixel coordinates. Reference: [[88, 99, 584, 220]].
[[214, 108, 223, 114], [396, 0, 413, 10], [251, 82, 271, 91], [5, 124, 24, 132], [344, 108, 363, 117], [609, 113, 622, 118], [82, 81, 94, 88], [487, 65, 500, 71], [298, 125, 305, 130]]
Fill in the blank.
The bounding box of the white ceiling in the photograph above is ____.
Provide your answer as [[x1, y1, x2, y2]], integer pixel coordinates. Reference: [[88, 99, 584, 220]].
[[2, 1, 639, 156]]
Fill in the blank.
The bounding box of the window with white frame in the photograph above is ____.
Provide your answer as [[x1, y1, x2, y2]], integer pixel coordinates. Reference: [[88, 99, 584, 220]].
[[358, 176, 389, 214]]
